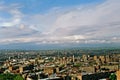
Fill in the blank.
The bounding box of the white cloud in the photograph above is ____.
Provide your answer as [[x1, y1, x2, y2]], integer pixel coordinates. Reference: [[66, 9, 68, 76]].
[[1, 18, 21, 27], [0, 0, 120, 45], [47, 0, 120, 41], [0, 3, 23, 27]]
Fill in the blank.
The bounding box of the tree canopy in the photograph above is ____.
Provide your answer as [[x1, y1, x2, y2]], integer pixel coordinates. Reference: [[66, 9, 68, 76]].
[[0, 73, 24, 80]]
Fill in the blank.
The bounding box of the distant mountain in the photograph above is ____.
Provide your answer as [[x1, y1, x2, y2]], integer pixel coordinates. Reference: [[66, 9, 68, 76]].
[[0, 42, 120, 50]]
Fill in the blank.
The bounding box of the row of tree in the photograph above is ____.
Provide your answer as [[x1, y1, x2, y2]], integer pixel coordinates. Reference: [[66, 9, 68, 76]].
[[0, 73, 24, 80]]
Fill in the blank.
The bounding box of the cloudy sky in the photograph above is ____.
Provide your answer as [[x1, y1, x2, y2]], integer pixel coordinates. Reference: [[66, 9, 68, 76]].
[[0, 0, 120, 49]]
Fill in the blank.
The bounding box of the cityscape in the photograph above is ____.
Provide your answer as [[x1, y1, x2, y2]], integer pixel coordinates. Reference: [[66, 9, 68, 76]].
[[0, 0, 120, 80], [0, 49, 120, 80]]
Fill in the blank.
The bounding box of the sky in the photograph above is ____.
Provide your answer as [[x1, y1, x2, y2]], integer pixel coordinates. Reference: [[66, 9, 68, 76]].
[[0, 0, 120, 49]]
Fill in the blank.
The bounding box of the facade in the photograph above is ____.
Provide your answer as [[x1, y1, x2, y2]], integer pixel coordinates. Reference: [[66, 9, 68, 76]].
[[117, 70, 120, 80]]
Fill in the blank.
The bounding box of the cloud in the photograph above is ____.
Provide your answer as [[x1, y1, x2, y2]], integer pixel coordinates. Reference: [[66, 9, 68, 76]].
[[45, 0, 120, 42], [0, 0, 120, 46], [0, 25, 39, 39], [0, 3, 23, 27]]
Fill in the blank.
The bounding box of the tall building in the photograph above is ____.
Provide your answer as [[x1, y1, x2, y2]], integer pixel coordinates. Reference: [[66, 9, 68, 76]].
[[119, 58, 120, 70], [82, 55, 88, 62], [72, 55, 75, 63], [105, 55, 110, 63], [117, 70, 120, 80], [93, 56, 97, 61], [99, 56, 105, 64]]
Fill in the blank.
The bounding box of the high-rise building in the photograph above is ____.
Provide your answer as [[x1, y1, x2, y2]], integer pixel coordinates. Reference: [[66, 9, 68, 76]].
[[105, 55, 110, 63], [82, 55, 88, 62], [94, 56, 97, 61], [99, 56, 105, 64], [117, 70, 120, 80], [73, 55, 75, 62]]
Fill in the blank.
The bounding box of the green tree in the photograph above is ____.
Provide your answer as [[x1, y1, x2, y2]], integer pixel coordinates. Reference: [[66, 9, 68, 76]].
[[0, 73, 24, 80], [14, 75, 24, 80], [0, 73, 15, 80], [109, 73, 116, 80]]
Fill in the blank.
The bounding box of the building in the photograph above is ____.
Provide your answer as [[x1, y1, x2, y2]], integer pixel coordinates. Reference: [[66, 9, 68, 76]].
[[99, 56, 105, 64], [94, 56, 97, 61], [82, 55, 88, 62], [117, 70, 120, 80], [44, 66, 56, 75]]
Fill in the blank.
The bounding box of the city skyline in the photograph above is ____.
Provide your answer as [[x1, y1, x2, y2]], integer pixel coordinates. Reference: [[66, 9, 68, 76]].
[[0, 0, 120, 49]]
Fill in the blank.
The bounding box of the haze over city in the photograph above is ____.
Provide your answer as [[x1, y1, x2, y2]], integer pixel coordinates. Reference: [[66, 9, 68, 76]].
[[0, 0, 120, 49]]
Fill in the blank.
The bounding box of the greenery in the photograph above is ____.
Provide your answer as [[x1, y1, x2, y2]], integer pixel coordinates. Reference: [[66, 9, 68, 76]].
[[83, 72, 111, 80], [14, 75, 24, 80], [0, 73, 24, 80], [109, 73, 116, 80], [73, 63, 82, 67]]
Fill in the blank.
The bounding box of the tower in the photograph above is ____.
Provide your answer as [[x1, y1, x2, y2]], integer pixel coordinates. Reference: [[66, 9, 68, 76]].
[[73, 55, 75, 63]]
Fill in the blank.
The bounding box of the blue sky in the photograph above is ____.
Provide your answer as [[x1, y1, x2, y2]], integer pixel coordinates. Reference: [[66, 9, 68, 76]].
[[0, 0, 120, 49], [1, 0, 104, 14]]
